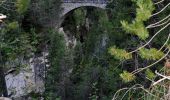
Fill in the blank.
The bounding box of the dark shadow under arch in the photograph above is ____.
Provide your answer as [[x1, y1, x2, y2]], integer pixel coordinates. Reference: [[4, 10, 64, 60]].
[[59, 6, 105, 27]]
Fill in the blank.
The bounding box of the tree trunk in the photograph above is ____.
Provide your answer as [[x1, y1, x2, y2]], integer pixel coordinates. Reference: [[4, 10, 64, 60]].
[[0, 51, 8, 97]]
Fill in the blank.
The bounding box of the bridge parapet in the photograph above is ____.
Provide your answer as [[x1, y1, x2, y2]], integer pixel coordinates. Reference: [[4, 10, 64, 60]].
[[62, 0, 108, 4]]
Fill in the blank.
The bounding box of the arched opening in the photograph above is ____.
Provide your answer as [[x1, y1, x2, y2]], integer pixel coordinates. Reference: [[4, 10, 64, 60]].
[[59, 4, 106, 27], [59, 6, 106, 48], [58, 6, 109, 83], [56, 5, 112, 100]]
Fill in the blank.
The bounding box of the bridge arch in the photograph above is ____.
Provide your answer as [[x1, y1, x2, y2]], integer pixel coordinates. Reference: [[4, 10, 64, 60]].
[[58, 2, 107, 27], [61, 3, 106, 17]]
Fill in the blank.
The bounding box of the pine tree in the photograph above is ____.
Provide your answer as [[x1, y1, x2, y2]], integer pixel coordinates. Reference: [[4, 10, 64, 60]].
[[109, 0, 170, 99], [0, 18, 8, 97]]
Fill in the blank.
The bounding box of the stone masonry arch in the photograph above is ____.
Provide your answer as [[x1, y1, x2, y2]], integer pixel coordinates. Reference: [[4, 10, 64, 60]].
[[61, 2, 106, 17], [58, 1, 107, 27]]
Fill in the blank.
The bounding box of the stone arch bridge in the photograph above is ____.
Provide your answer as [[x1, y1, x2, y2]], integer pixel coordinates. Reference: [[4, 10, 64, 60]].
[[59, 0, 108, 26], [61, 0, 108, 16]]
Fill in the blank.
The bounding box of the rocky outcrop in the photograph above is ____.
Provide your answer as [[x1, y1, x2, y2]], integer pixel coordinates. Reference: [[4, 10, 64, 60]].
[[59, 27, 77, 49], [5, 71, 35, 97], [5, 51, 49, 99]]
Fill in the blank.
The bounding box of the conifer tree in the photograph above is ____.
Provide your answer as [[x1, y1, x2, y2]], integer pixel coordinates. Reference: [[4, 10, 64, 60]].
[[109, 0, 170, 99], [0, 0, 34, 97], [0, 13, 8, 97]]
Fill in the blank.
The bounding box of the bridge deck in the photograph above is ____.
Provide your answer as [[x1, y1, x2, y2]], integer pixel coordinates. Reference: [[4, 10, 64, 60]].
[[62, 0, 108, 3]]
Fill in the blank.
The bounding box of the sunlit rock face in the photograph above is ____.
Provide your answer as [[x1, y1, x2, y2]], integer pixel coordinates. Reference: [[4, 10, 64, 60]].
[[59, 27, 77, 49], [5, 72, 34, 97], [0, 97, 11, 100], [5, 51, 49, 99]]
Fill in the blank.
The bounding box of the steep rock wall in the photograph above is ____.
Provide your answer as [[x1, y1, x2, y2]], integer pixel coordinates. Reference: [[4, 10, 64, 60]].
[[5, 51, 49, 99]]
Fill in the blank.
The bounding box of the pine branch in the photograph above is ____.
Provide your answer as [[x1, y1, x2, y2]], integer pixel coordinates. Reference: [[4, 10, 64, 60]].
[[128, 22, 170, 54], [132, 48, 170, 74]]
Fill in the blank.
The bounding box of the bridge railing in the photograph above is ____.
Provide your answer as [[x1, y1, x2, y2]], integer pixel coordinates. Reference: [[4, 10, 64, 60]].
[[62, 0, 109, 4]]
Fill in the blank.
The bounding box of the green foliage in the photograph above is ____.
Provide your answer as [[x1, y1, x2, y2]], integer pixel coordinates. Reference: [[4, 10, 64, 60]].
[[0, 0, 62, 97], [132, 0, 155, 21], [120, 71, 136, 83], [29, 28, 39, 52], [45, 30, 66, 99], [121, 0, 154, 40], [7, 21, 19, 30], [145, 69, 155, 80], [109, 0, 170, 99], [89, 82, 99, 100], [60, 7, 123, 100], [1, 0, 164, 99], [93, 9, 112, 31], [139, 48, 164, 60], [74, 8, 86, 26], [121, 20, 149, 40], [109, 47, 132, 60], [0, 21, 34, 60], [16, 0, 30, 14], [30, 0, 61, 27]]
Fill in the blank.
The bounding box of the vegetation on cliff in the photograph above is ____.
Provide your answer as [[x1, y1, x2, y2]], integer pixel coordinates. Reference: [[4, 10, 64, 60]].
[[0, 0, 170, 100]]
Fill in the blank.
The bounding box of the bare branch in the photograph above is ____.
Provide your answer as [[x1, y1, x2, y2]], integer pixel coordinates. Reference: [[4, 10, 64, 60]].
[[154, 0, 165, 5], [158, 32, 170, 52], [132, 48, 170, 74], [0, 14, 7, 22], [147, 14, 170, 28], [151, 3, 170, 17], [128, 22, 170, 54], [152, 70, 170, 86]]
